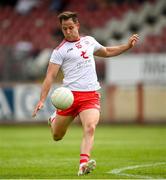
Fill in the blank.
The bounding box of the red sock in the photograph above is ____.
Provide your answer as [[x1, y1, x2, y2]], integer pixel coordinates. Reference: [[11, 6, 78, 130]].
[[80, 154, 89, 165]]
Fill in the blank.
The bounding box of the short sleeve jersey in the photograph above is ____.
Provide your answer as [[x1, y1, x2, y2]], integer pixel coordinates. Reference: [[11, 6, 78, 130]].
[[50, 36, 103, 91]]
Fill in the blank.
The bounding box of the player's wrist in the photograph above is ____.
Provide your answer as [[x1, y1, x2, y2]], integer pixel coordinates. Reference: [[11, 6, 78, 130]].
[[39, 100, 44, 104], [126, 43, 132, 49]]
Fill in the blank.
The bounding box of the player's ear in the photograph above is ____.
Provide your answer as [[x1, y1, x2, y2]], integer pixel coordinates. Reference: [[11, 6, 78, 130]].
[[76, 22, 80, 29]]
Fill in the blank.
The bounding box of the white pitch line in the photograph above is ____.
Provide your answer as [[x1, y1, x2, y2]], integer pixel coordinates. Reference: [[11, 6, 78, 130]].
[[107, 162, 166, 179]]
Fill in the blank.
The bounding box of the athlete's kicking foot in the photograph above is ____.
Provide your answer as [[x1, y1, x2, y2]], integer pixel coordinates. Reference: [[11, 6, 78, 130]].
[[78, 159, 96, 176]]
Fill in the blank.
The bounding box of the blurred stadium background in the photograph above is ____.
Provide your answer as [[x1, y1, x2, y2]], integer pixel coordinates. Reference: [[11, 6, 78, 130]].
[[0, 0, 166, 124]]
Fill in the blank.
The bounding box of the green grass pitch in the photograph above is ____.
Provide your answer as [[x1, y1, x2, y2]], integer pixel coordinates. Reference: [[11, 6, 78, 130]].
[[0, 124, 166, 179]]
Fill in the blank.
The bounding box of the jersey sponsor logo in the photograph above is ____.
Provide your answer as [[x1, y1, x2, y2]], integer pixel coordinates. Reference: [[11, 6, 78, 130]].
[[81, 51, 89, 59], [77, 59, 91, 69]]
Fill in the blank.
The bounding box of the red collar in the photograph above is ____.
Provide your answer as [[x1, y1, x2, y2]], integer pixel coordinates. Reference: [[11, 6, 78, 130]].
[[65, 37, 80, 42]]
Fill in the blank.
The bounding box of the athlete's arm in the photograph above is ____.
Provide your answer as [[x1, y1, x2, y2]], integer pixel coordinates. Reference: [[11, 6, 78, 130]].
[[32, 62, 60, 117], [94, 34, 139, 58]]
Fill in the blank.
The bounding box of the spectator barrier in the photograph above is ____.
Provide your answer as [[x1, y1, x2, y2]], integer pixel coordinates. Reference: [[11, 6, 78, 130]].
[[1, 54, 166, 123]]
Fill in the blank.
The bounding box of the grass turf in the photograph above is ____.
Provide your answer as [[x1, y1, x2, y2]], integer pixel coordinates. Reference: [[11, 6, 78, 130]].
[[0, 124, 166, 179]]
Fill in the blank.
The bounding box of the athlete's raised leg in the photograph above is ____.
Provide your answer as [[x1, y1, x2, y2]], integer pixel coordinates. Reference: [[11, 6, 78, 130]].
[[49, 113, 74, 141]]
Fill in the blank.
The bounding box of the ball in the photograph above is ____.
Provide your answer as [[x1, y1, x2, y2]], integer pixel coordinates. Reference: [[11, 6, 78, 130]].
[[51, 87, 74, 110]]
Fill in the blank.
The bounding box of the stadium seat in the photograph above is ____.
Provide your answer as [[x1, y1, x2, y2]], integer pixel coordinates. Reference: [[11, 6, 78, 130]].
[[0, 0, 165, 53]]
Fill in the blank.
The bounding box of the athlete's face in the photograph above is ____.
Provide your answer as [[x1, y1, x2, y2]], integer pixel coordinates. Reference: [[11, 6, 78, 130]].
[[61, 18, 80, 41]]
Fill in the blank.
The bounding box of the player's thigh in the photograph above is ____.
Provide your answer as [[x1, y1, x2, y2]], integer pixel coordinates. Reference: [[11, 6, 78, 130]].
[[52, 114, 74, 135], [79, 108, 100, 129]]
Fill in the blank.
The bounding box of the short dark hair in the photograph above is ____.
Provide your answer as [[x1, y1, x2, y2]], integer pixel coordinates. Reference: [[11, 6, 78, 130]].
[[58, 11, 79, 24]]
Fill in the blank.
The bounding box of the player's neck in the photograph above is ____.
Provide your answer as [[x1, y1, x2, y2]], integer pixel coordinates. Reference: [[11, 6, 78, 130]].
[[65, 36, 80, 42]]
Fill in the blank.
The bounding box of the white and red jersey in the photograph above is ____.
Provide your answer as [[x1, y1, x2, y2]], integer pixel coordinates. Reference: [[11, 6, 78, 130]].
[[50, 36, 103, 91]]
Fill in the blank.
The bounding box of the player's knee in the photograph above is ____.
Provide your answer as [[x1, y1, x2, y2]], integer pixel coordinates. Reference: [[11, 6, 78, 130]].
[[85, 124, 96, 136], [52, 133, 63, 141]]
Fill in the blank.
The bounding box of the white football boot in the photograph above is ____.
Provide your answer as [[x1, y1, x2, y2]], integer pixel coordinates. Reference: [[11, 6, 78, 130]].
[[78, 159, 96, 176]]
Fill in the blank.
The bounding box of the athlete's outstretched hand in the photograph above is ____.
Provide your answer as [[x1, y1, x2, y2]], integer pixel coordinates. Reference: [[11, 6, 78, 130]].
[[32, 101, 44, 117], [128, 34, 139, 48]]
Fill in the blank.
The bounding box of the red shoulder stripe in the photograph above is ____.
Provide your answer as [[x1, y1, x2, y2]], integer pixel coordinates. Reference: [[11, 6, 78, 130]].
[[56, 39, 66, 50]]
